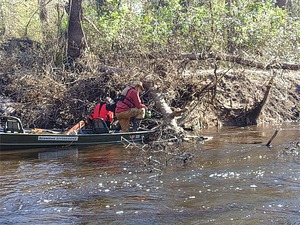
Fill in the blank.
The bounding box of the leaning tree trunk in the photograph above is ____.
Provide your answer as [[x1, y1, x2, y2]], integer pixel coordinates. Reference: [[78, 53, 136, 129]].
[[144, 82, 182, 133], [67, 0, 84, 61]]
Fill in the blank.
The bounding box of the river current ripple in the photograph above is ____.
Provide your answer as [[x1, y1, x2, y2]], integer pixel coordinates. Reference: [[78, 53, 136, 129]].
[[0, 123, 299, 224]]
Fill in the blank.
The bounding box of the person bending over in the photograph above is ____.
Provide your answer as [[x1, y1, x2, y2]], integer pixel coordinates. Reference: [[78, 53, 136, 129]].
[[115, 81, 146, 132]]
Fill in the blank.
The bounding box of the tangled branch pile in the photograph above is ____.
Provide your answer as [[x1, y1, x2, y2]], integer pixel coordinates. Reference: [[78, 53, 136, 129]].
[[1, 38, 299, 131]]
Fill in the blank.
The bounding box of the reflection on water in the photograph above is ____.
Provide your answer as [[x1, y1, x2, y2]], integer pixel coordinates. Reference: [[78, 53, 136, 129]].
[[0, 123, 299, 224], [38, 148, 79, 160]]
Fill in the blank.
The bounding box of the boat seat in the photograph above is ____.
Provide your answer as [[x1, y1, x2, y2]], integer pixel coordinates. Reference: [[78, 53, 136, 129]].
[[91, 118, 109, 134], [1, 117, 24, 133]]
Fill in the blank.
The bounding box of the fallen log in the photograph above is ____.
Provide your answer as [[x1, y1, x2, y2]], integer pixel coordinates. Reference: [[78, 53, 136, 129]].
[[143, 52, 300, 71]]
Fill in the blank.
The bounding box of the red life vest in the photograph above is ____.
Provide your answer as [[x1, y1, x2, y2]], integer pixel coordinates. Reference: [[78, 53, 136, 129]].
[[89, 103, 114, 123]]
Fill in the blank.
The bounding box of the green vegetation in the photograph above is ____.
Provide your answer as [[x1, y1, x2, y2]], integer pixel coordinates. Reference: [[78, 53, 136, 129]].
[[1, 0, 299, 62]]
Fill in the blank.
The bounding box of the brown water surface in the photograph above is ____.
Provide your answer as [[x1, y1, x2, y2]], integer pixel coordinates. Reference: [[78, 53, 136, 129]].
[[0, 123, 299, 224]]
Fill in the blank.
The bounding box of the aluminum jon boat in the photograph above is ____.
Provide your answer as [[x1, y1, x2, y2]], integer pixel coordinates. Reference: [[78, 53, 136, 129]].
[[0, 116, 157, 151]]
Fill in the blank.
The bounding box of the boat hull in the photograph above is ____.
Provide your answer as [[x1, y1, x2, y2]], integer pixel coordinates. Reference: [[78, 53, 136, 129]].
[[0, 130, 156, 151]]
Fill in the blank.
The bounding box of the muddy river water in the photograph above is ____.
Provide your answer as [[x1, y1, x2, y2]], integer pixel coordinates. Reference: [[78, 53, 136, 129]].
[[1, 123, 299, 224]]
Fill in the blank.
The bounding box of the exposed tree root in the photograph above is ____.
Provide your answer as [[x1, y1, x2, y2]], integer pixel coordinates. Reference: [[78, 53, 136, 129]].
[[231, 75, 275, 126]]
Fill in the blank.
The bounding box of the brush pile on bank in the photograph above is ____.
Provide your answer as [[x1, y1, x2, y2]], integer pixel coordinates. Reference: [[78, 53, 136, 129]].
[[0, 38, 299, 130]]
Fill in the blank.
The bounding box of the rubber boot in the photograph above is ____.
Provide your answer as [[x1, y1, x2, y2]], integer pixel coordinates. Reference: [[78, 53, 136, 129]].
[[132, 118, 141, 132]]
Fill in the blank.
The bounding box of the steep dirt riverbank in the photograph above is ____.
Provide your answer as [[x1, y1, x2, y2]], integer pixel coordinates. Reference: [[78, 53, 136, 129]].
[[1, 68, 299, 130], [0, 39, 299, 130]]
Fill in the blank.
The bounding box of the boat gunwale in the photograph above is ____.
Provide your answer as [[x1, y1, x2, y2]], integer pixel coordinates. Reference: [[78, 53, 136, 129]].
[[0, 129, 157, 151]]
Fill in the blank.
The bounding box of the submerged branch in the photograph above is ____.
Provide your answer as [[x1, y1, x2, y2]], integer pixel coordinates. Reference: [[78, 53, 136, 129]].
[[266, 130, 279, 147]]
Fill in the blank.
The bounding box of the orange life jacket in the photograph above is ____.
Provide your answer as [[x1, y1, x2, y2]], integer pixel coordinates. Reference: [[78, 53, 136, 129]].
[[89, 102, 114, 123]]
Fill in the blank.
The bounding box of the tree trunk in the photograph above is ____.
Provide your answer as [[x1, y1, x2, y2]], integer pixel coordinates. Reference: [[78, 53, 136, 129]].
[[179, 0, 190, 12], [95, 0, 106, 12], [67, 0, 84, 60], [144, 82, 182, 133], [38, 0, 47, 22], [275, 0, 292, 9], [225, 0, 236, 53], [0, 1, 5, 36], [38, 0, 50, 43]]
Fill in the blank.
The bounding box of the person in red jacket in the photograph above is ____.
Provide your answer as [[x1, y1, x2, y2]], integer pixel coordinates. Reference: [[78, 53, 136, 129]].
[[89, 100, 114, 128], [115, 81, 146, 132]]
